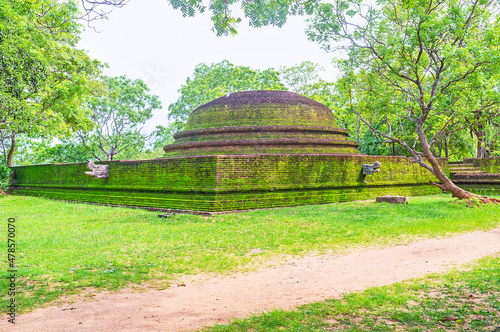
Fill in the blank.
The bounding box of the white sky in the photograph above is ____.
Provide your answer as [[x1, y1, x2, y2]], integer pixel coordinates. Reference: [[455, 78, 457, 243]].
[[78, 0, 338, 132]]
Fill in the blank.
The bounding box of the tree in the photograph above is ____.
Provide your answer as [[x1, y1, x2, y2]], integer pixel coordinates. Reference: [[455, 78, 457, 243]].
[[81, 0, 317, 35], [279, 61, 336, 106], [480, 119, 500, 157], [0, 0, 102, 166], [11, 137, 90, 166], [279, 61, 382, 150], [169, 0, 319, 36], [79, 0, 128, 24], [152, 124, 179, 150], [163, 60, 286, 142], [77, 76, 162, 161], [305, 0, 500, 202]]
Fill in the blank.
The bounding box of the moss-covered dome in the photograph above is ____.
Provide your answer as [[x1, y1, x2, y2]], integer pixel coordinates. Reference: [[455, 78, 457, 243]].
[[164, 90, 360, 156], [184, 90, 337, 130]]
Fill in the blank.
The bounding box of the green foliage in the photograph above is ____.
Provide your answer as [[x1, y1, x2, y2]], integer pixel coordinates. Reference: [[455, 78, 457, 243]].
[[279, 62, 395, 153], [153, 123, 184, 149], [279, 62, 327, 95], [0, 0, 103, 166], [279, 61, 337, 109], [166, 60, 286, 138], [0, 163, 10, 190], [169, 60, 286, 123], [78, 75, 162, 161], [167, 0, 318, 36], [482, 118, 500, 157], [306, 0, 500, 169], [1, 195, 499, 312], [205, 254, 500, 331], [13, 138, 90, 165]]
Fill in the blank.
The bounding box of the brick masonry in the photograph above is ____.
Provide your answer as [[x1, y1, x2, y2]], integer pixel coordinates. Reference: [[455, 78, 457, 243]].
[[10, 154, 445, 212], [456, 157, 500, 195], [464, 157, 500, 174]]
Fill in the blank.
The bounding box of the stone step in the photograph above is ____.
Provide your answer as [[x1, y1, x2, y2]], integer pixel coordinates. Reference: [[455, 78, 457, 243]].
[[453, 179, 500, 184], [454, 172, 500, 178], [452, 163, 474, 167], [449, 162, 500, 184], [448, 165, 480, 169], [452, 173, 500, 180], [450, 171, 486, 175]]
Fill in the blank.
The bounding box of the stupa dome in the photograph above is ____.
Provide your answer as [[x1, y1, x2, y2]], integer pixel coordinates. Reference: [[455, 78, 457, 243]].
[[163, 90, 360, 156]]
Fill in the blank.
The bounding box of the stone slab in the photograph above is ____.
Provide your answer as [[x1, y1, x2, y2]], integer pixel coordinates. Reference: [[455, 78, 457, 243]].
[[376, 195, 409, 204]]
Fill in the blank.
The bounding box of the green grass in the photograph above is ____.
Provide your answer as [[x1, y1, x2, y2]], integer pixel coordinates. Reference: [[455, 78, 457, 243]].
[[1, 194, 499, 312], [203, 254, 500, 331]]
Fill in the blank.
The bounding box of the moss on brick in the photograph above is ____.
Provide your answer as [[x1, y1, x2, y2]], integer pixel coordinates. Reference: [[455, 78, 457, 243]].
[[11, 154, 445, 212], [164, 142, 359, 156], [458, 184, 500, 196], [11, 157, 217, 191], [185, 91, 337, 130], [165, 91, 361, 156], [214, 154, 442, 191], [472, 157, 500, 174], [213, 184, 440, 211]]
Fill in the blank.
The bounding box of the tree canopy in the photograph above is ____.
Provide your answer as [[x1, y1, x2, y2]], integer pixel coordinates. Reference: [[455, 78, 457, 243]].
[[0, 0, 103, 166], [305, 0, 500, 202], [168, 0, 319, 36], [80, 0, 318, 35], [77, 76, 162, 161], [158, 60, 286, 145]]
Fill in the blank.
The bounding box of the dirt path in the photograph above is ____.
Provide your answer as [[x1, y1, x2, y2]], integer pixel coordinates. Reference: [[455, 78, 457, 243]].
[[4, 228, 500, 332]]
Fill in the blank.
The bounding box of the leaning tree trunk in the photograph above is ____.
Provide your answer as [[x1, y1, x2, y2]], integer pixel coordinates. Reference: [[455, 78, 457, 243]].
[[417, 125, 499, 204]]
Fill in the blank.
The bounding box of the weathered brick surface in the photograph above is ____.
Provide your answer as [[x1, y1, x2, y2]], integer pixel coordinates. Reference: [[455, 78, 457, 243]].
[[465, 157, 500, 174], [11, 156, 217, 191], [184, 91, 337, 130], [164, 91, 360, 156], [10, 154, 443, 212], [458, 184, 500, 196]]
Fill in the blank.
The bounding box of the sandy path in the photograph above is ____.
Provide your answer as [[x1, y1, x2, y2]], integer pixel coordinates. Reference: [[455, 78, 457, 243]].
[[3, 228, 500, 332]]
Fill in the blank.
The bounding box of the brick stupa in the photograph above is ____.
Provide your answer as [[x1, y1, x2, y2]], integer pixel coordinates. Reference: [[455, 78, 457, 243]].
[[164, 90, 360, 156], [10, 91, 442, 212]]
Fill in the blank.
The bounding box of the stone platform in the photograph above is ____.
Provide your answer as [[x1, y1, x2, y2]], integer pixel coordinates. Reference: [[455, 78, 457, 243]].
[[10, 154, 442, 212]]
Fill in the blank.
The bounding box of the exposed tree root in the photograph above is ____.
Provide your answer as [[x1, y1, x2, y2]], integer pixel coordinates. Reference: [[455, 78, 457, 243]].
[[476, 196, 500, 204], [429, 181, 500, 204]]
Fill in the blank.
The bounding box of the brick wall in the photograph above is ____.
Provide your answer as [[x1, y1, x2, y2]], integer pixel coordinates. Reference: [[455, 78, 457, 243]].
[[465, 157, 500, 174], [10, 154, 445, 212]]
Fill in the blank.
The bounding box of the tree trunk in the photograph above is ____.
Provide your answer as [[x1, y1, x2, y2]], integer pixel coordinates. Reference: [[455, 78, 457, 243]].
[[474, 112, 486, 158], [6, 135, 15, 167], [444, 136, 449, 159], [416, 124, 499, 204], [476, 135, 484, 158]]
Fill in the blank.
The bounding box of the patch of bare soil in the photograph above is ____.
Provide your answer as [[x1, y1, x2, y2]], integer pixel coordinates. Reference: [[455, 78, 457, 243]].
[[3, 228, 500, 332]]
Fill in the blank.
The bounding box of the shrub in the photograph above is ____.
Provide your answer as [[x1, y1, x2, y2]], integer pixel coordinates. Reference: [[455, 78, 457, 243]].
[[0, 163, 10, 191]]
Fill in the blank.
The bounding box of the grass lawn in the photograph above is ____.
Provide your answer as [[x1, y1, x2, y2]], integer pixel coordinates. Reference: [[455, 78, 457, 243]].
[[203, 254, 500, 331], [1, 194, 499, 312]]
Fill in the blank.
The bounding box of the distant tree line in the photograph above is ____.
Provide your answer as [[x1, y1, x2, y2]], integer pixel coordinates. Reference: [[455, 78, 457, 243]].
[[6, 58, 500, 167]]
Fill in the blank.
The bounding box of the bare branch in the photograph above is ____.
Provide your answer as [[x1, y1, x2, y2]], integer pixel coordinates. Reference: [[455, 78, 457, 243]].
[[79, 0, 129, 29], [350, 104, 434, 174]]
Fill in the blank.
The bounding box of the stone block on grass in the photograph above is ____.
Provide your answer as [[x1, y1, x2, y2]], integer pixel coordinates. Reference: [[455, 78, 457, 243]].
[[376, 195, 409, 204]]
